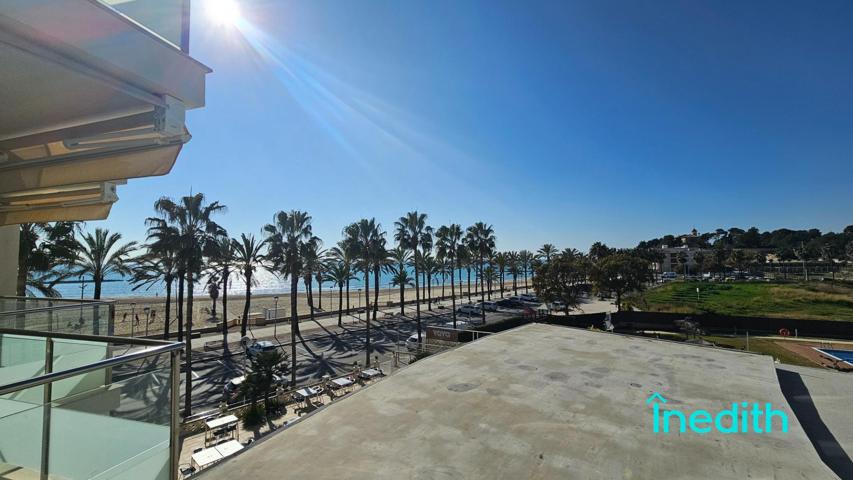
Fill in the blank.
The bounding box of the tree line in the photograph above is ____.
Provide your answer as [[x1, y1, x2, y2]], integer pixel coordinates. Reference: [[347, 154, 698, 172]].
[[638, 226, 853, 261], [14, 193, 564, 415]]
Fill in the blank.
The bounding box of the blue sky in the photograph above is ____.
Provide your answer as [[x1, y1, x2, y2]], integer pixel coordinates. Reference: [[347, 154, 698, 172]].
[[99, 0, 853, 251]]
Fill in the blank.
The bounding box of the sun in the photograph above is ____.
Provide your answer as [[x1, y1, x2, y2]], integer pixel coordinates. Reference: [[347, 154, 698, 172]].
[[206, 0, 242, 27]]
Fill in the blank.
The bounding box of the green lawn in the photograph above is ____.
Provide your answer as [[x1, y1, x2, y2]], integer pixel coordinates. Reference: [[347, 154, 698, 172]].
[[635, 281, 853, 321], [700, 335, 816, 367]]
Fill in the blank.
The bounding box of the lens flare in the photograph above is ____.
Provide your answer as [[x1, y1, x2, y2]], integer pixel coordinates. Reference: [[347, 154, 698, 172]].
[[206, 0, 241, 27]]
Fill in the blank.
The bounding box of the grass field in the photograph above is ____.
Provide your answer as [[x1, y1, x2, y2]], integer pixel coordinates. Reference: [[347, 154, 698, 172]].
[[699, 335, 817, 367], [634, 281, 853, 321]]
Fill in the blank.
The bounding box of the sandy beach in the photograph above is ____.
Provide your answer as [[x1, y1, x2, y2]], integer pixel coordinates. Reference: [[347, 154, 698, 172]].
[[109, 280, 533, 337]]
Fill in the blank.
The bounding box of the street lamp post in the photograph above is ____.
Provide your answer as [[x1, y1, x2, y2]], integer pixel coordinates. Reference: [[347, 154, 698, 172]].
[[144, 307, 151, 337], [273, 296, 279, 339], [130, 302, 136, 337]]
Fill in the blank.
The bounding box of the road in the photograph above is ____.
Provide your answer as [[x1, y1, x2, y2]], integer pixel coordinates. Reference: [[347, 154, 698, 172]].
[[181, 297, 525, 412], [180, 291, 616, 413]]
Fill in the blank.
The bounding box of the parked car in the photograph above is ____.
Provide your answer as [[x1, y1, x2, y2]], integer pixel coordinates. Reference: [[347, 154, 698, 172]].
[[519, 294, 540, 303], [223, 375, 246, 398], [224, 374, 289, 400], [478, 301, 498, 312], [405, 333, 422, 351], [549, 300, 566, 311], [661, 271, 678, 281], [443, 320, 470, 329], [497, 298, 524, 308], [457, 304, 481, 315], [246, 340, 278, 359]]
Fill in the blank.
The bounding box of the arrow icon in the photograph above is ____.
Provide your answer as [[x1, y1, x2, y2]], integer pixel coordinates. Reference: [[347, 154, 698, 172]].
[[646, 392, 667, 405]]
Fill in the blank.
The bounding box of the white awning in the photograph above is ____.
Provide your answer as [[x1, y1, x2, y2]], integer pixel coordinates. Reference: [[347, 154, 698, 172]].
[[0, 0, 210, 226], [0, 182, 120, 225], [0, 135, 186, 194]]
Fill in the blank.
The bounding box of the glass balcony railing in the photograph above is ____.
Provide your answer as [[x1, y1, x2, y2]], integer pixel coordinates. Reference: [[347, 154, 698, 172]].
[[0, 330, 182, 479], [99, 0, 190, 52], [0, 296, 116, 336]]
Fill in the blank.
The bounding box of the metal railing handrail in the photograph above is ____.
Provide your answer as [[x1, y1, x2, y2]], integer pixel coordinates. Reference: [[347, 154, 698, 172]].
[[0, 297, 115, 316], [0, 327, 173, 347], [0, 338, 183, 396]]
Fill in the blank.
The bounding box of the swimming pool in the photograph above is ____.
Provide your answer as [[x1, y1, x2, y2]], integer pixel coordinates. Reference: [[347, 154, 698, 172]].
[[816, 348, 853, 366]]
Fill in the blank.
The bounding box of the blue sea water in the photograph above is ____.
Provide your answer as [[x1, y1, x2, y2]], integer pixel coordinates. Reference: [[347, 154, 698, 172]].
[[53, 268, 527, 300]]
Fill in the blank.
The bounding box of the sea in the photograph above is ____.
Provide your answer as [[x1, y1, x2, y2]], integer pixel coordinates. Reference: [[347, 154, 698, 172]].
[[53, 268, 527, 300]]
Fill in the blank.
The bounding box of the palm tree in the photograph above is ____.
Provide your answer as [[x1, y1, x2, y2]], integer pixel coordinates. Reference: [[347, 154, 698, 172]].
[[507, 251, 520, 295], [72, 228, 137, 335], [420, 252, 437, 311], [152, 193, 226, 417], [518, 250, 535, 293], [326, 261, 356, 326], [16, 222, 78, 297], [329, 242, 356, 313], [537, 244, 557, 263], [372, 241, 390, 322], [207, 235, 235, 347], [144, 219, 184, 340], [420, 230, 434, 307], [387, 246, 411, 316], [387, 254, 414, 317], [466, 222, 496, 321], [232, 234, 268, 339], [389, 267, 414, 315], [345, 218, 385, 365], [207, 282, 220, 319], [494, 252, 508, 294], [72, 228, 137, 300], [300, 240, 325, 322], [435, 224, 463, 327], [264, 210, 317, 386], [458, 245, 473, 301], [243, 350, 288, 424], [394, 212, 431, 342], [130, 251, 175, 339]]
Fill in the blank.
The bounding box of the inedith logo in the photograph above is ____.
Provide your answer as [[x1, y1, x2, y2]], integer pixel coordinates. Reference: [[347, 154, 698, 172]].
[[646, 392, 788, 434]]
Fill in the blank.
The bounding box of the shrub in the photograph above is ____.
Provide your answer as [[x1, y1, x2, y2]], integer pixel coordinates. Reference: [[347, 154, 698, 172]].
[[241, 403, 264, 430]]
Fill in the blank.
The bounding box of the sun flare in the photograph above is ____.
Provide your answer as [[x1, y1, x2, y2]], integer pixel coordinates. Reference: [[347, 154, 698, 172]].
[[206, 0, 242, 27]]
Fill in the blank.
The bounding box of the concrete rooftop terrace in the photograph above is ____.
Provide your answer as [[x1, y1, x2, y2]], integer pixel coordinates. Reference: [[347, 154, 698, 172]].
[[202, 324, 838, 480]]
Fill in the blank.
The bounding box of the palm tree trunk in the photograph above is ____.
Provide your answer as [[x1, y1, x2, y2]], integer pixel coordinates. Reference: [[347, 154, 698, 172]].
[[479, 259, 486, 323], [451, 261, 457, 328], [290, 273, 298, 386], [427, 272, 432, 311], [164, 277, 172, 340], [372, 267, 380, 322], [338, 285, 343, 327], [306, 278, 315, 321], [414, 254, 421, 342], [184, 270, 194, 417], [364, 269, 371, 366], [399, 282, 405, 316], [513, 273, 517, 295], [177, 272, 185, 342], [317, 276, 323, 310], [346, 279, 350, 311], [241, 271, 252, 337], [221, 269, 229, 352], [93, 277, 102, 335], [466, 267, 472, 301]]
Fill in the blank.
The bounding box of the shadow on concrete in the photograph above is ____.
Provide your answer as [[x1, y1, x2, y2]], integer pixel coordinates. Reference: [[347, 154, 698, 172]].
[[776, 368, 852, 479]]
